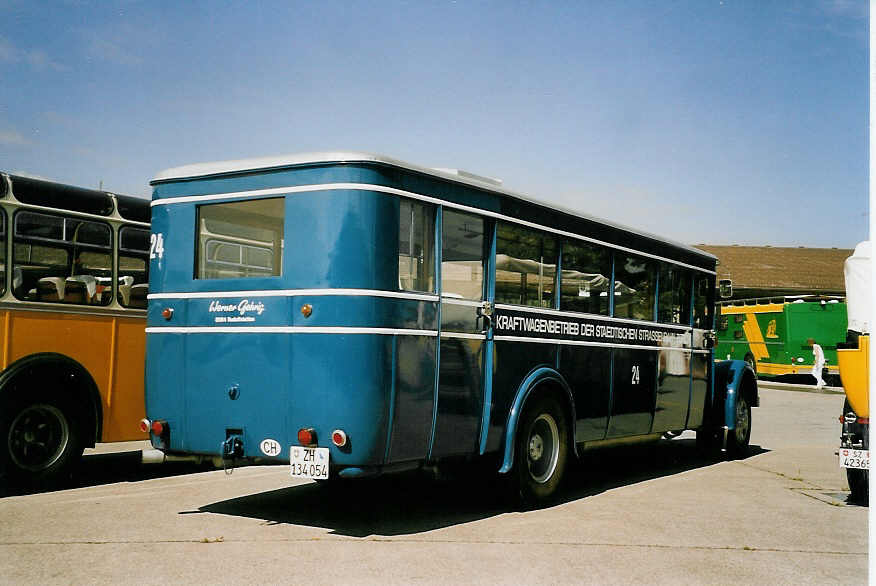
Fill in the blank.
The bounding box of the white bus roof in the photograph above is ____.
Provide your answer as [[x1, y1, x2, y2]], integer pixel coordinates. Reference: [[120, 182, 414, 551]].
[[151, 151, 716, 264]]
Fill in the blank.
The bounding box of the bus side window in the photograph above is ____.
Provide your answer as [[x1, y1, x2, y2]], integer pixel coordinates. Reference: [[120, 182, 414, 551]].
[[119, 226, 150, 308], [13, 212, 66, 301], [658, 264, 692, 325], [614, 253, 656, 321], [441, 209, 484, 299], [11, 211, 112, 305], [693, 276, 714, 329], [559, 239, 611, 315], [69, 219, 112, 306], [495, 223, 557, 308], [398, 199, 435, 293]]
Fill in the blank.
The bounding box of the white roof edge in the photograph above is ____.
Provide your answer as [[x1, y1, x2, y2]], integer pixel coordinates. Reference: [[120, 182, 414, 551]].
[[150, 151, 715, 262], [152, 151, 431, 183]]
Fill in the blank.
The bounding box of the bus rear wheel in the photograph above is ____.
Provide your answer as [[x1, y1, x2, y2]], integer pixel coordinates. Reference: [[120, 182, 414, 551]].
[[514, 394, 568, 505], [0, 392, 82, 490]]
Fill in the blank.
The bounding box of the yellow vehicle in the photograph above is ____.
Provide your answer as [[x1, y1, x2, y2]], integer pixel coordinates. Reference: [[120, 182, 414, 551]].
[[837, 241, 869, 503], [0, 173, 150, 489]]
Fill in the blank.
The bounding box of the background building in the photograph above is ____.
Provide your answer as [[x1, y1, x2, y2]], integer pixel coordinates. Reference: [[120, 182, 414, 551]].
[[694, 245, 852, 300]]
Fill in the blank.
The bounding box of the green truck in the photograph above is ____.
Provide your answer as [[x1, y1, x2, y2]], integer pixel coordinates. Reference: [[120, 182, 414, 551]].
[[716, 297, 847, 385]]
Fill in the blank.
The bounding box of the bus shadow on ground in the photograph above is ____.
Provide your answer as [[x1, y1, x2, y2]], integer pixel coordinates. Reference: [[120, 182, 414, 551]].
[[0, 451, 214, 498], [197, 439, 768, 538]]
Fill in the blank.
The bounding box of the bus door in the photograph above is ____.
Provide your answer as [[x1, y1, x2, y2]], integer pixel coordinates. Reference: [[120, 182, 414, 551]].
[[688, 275, 715, 429], [652, 267, 694, 433], [431, 209, 491, 459]]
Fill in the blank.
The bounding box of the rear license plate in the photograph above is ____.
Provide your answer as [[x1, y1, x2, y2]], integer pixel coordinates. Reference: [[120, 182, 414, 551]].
[[290, 446, 329, 479], [839, 448, 869, 470]]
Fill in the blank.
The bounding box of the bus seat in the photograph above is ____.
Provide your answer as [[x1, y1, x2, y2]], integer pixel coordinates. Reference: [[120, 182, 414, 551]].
[[12, 267, 22, 295], [65, 275, 98, 304], [129, 283, 148, 309], [95, 277, 112, 304], [119, 284, 131, 306], [117, 275, 136, 306], [37, 277, 66, 302]]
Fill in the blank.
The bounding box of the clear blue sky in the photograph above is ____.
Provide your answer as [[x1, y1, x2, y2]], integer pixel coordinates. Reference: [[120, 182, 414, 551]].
[[0, 0, 868, 248]]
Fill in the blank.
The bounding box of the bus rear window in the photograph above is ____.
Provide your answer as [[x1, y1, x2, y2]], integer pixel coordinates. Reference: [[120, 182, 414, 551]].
[[196, 198, 284, 280]]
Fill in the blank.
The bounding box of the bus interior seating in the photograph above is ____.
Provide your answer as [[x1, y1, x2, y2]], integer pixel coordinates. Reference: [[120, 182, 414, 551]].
[[12, 266, 22, 295], [128, 283, 148, 309], [37, 277, 66, 302], [116, 275, 135, 306], [64, 275, 98, 304]]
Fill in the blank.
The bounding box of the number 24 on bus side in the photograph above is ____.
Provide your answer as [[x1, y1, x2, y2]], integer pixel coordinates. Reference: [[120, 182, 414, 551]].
[[290, 446, 329, 479]]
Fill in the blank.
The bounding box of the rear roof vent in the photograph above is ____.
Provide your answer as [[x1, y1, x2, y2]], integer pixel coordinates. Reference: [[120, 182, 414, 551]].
[[432, 168, 503, 186]]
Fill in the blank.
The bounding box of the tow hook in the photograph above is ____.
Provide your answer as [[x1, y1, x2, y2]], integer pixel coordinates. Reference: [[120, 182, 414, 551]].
[[221, 434, 244, 475]]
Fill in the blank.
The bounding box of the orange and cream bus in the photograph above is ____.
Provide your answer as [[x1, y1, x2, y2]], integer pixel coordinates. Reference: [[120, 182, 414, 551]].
[[0, 173, 150, 488]]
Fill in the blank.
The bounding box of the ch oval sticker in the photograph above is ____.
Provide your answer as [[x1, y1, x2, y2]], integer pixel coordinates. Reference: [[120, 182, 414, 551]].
[[260, 438, 282, 457]]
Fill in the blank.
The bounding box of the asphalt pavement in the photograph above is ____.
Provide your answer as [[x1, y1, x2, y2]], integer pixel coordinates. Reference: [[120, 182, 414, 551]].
[[0, 386, 867, 585]]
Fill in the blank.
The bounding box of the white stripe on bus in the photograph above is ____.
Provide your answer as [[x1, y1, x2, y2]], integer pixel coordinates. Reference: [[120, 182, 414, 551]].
[[493, 334, 710, 353], [149, 289, 711, 334], [150, 182, 716, 275], [148, 288, 439, 302], [145, 326, 438, 336], [440, 331, 486, 340], [145, 325, 708, 352]]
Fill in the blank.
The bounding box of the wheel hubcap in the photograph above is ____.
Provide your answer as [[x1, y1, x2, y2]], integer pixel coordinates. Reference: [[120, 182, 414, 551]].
[[529, 434, 544, 460], [735, 399, 749, 444], [527, 413, 559, 484], [8, 404, 69, 471]]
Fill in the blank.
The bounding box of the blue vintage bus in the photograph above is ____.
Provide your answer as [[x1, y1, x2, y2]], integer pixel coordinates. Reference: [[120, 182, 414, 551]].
[[143, 152, 757, 503]]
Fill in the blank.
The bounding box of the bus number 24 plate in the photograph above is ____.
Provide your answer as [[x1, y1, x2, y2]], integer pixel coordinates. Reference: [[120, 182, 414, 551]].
[[290, 446, 330, 480]]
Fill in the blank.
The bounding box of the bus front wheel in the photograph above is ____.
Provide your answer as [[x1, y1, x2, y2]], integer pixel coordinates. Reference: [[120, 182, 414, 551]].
[[0, 391, 83, 490], [726, 394, 752, 458], [514, 394, 569, 505]]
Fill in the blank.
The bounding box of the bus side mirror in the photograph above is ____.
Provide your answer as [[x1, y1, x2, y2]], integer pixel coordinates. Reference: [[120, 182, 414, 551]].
[[718, 279, 732, 299]]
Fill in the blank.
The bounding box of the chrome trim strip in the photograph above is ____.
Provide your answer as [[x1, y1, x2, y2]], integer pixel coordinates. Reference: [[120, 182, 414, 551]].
[[146, 326, 438, 336], [440, 331, 486, 340], [151, 182, 715, 275], [0, 300, 146, 318], [151, 184, 320, 207], [494, 303, 693, 331], [493, 334, 709, 353], [440, 297, 483, 307], [148, 288, 439, 302], [4, 200, 150, 227]]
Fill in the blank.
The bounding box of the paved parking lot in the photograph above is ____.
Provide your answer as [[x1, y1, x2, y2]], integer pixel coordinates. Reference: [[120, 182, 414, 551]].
[[0, 387, 867, 585]]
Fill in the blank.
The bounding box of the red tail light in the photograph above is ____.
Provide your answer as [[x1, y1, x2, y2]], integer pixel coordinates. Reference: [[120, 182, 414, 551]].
[[332, 429, 348, 447], [298, 428, 316, 446], [151, 420, 167, 436]]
